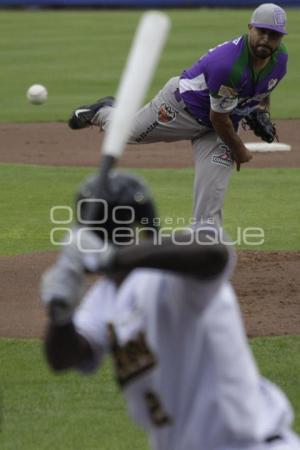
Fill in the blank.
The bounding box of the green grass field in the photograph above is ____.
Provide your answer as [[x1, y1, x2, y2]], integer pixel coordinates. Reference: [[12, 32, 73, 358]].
[[0, 8, 299, 121], [0, 8, 299, 450], [0, 164, 299, 255]]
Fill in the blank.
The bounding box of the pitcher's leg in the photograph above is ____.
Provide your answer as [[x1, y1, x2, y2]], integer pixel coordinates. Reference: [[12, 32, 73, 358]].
[[129, 77, 208, 143], [93, 77, 208, 144], [192, 133, 234, 226]]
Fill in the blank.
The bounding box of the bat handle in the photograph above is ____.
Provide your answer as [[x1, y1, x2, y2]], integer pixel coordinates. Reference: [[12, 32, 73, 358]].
[[85, 154, 117, 223], [98, 154, 117, 189]]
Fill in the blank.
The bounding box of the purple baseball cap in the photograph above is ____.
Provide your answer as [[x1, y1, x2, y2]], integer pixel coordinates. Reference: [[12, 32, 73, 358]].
[[250, 3, 287, 35]]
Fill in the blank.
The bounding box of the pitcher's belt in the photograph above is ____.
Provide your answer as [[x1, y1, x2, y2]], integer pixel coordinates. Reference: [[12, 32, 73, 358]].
[[173, 88, 211, 128]]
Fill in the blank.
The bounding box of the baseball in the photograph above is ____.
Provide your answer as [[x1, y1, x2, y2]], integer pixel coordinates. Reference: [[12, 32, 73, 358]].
[[26, 84, 48, 105]]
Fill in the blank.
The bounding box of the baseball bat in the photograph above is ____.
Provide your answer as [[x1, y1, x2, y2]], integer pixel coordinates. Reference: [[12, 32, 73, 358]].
[[86, 11, 170, 220]]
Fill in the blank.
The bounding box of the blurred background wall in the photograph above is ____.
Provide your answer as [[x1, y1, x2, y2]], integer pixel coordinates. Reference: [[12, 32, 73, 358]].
[[0, 0, 299, 7]]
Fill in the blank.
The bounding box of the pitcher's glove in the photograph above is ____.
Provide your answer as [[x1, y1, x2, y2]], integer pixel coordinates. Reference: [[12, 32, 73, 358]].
[[242, 110, 278, 143]]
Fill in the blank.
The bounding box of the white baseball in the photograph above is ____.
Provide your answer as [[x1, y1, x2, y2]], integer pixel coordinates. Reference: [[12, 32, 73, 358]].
[[26, 84, 48, 105]]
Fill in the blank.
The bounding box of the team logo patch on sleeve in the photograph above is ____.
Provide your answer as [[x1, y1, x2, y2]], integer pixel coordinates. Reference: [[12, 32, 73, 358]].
[[220, 97, 237, 110], [218, 85, 238, 98], [158, 103, 176, 124], [212, 144, 233, 167]]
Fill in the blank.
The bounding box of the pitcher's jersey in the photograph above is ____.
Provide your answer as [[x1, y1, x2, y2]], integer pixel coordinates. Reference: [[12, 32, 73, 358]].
[[179, 35, 288, 129], [74, 269, 298, 450]]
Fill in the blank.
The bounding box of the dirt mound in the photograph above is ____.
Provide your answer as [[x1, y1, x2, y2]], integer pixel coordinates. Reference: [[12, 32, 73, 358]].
[[0, 250, 299, 339], [0, 120, 299, 168]]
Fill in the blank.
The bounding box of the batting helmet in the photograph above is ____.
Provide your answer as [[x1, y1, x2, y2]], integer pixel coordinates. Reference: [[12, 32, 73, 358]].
[[75, 170, 159, 242]]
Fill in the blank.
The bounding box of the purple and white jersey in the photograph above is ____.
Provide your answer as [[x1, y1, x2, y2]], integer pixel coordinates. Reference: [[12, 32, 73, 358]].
[[179, 35, 288, 129]]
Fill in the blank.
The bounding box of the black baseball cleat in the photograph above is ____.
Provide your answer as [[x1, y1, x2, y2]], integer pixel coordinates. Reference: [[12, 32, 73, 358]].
[[68, 96, 115, 130]]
